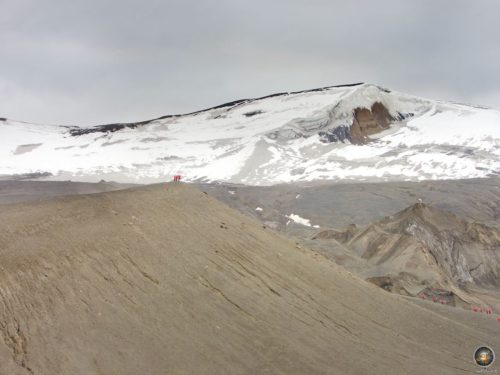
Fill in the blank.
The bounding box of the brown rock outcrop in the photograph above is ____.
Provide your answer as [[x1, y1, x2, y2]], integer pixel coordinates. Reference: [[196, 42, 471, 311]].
[[349, 102, 393, 144]]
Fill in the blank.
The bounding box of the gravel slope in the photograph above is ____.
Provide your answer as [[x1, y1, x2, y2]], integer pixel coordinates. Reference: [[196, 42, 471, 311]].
[[0, 183, 499, 374]]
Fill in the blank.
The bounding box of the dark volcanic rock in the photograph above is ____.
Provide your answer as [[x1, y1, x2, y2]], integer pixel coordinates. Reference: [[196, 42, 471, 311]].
[[319, 125, 351, 143]]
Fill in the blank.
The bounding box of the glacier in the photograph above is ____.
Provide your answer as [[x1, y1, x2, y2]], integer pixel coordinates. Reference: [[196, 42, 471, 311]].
[[1, 83, 499, 185]]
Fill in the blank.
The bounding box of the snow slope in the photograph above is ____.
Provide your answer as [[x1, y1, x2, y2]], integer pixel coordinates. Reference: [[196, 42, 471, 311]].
[[1, 83, 499, 184]]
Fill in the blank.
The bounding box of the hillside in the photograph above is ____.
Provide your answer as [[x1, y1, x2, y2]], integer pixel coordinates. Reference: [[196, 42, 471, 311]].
[[309, 202, 500, 308], [196, 177, 500, 231], [0, 180, 136, 205], [0, 183, 499, 374], [1, 83, 499, 184]]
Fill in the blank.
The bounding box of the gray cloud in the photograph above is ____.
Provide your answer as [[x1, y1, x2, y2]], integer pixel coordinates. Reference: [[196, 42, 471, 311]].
[[0, 0, 499, 125]]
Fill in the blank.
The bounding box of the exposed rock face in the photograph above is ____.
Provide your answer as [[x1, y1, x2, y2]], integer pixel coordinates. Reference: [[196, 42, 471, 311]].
[[341, 203, 500, 299], [318, 125, 351, 143], [349, 102, 393, 144], [319, 102, 397, 144]]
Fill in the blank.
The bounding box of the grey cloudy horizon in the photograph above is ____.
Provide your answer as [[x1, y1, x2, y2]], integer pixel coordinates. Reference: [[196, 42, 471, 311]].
[[1, 0, 499, 126]]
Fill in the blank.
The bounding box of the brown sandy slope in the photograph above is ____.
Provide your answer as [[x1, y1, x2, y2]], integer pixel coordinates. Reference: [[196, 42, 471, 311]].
[[0, 180, 136, 205], [0, 183, 499, 374]]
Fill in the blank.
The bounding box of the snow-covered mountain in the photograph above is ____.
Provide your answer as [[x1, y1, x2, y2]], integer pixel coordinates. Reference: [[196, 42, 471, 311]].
[[1, 83, 499, 184]]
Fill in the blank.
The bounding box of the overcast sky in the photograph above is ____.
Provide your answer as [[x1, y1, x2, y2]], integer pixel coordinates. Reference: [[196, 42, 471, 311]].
[[1, 0, 499, 126]]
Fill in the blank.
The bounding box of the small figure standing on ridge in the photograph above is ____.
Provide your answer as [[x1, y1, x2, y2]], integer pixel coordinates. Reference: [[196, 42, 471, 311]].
[[173, 175, 182, 182]]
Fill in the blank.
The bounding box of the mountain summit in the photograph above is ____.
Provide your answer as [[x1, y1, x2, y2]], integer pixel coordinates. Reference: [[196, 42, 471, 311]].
[[1, 83, 499, 184]]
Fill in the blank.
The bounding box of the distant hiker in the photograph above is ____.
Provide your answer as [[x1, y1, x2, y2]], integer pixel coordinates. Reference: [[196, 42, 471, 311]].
[[173, 175, 182, 182]]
